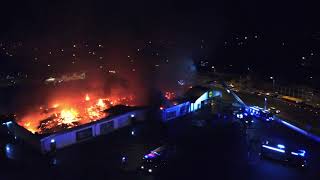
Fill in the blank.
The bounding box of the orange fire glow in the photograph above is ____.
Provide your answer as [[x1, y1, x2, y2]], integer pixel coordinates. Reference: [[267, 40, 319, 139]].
[[60, 109, 79, 124], [85, 94, 90, 101], [164, 91, 175, 100], [17, 94, 135, 134]]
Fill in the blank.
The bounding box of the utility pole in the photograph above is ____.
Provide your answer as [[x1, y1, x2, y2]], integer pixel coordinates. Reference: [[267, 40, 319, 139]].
[[270, 77, 275, 91]]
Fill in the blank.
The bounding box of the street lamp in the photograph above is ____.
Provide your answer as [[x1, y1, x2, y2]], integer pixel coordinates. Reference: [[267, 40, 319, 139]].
[[270, 76, 275, 90], [264, 97, 267, 110], [211, 66, 216, 73]]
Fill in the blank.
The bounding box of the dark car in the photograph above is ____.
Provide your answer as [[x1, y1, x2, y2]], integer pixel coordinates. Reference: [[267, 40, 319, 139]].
[[139, 145, 176, 174], [260, 140, 307, 168]]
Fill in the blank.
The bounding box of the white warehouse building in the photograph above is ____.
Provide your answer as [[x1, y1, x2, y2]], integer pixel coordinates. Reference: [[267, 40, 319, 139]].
[[7, 105, 147, 154]]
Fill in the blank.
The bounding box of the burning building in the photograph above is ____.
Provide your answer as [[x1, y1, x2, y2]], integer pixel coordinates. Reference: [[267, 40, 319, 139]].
[[6, 93, 147, 154], [17, 94, 135, 134]]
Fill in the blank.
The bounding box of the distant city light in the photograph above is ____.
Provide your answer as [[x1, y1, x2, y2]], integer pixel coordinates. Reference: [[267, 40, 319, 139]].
[[122, 157, 126, 162], [6, 145, 10, 152]]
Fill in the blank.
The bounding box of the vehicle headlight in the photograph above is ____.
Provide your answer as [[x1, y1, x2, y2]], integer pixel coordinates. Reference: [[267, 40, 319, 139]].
[[148, 169, 152, 173], [141, 166, 144, 169]]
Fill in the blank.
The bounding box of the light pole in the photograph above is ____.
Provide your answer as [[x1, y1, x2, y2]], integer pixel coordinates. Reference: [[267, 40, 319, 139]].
[[270, 76, 275, 91], [264, 97, 267, 111], [211, 66, 216, 73]]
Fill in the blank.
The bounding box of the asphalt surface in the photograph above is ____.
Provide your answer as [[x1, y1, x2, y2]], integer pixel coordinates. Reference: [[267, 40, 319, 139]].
[[245, 117, 320, 179], [0, 107, 319, 180], [237, 91, 320, 135]]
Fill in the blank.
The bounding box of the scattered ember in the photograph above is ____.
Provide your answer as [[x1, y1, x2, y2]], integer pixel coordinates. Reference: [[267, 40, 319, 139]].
[[164, 91, 175, 100], [85, 94, 90, 101]]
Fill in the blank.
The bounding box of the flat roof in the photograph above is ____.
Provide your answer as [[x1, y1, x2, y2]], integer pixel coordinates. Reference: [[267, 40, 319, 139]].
[[183, 86, 211, 103]]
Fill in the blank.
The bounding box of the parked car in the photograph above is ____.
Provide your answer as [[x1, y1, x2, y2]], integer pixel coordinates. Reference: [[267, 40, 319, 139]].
[[260, 140, 307, 168]]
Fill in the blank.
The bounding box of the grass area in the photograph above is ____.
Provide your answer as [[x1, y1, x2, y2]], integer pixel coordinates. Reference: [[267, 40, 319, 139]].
[[237, 92, 320, 136]]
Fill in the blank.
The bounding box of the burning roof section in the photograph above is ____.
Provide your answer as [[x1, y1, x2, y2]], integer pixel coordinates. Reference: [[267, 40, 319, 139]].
[[17, 94, 135, 134]]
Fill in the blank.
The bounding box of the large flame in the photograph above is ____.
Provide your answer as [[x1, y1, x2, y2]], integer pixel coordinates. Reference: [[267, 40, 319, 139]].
[[17, 94, 135, 134], [60, 109, 79, 124]]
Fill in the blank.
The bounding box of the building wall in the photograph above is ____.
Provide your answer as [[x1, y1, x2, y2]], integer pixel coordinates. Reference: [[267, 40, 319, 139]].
[[191, 92, 209, 111], [162, 102, 190, 122], [40, 109, 146, 153], [7, 121, 41, 150]]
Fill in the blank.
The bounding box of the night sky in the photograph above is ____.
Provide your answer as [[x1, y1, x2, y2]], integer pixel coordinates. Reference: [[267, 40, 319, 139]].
[[0, 0, 320, 86], [1, 1, 318, 38]]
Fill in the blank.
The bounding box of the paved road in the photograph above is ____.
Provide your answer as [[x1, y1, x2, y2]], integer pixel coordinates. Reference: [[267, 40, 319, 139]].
[[237, 91, 320, 135]]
